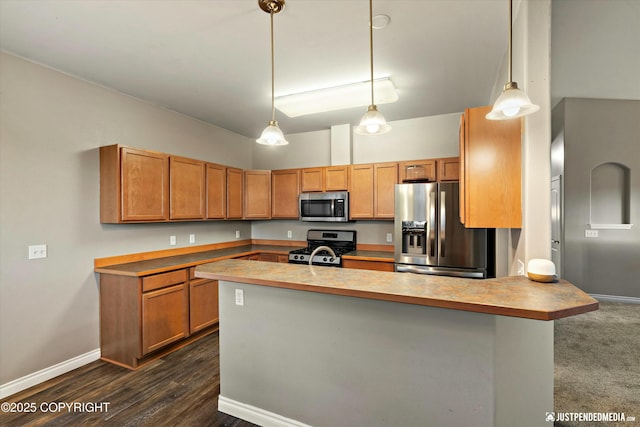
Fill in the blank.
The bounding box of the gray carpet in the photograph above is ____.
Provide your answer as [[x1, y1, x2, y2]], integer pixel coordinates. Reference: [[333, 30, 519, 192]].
[[554, 301, 640, 426]]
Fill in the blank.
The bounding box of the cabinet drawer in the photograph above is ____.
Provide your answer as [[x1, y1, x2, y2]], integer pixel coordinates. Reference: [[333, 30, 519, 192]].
[[142, 269, 187, 292]]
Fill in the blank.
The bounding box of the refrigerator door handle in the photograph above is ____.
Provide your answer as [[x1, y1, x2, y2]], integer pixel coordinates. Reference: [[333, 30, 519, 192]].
[[428, 191, 436, 257], [440, 190, 446, 257]]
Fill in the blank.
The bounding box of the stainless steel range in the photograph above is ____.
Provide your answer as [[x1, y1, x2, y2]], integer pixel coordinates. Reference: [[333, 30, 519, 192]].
[[288, 229, 357, 267]]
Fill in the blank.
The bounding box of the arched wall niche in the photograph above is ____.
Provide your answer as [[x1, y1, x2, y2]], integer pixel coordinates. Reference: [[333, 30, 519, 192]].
[[589, 162, 633, 229]]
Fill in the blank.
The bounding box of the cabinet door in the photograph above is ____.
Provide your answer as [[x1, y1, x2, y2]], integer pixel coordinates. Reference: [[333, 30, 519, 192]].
[[325, 166, 349, 191], [459, 114, 467, 224], [170, 156, 206, 220], [398, 160, 436, 183], [462, 105, 522, 228], [374, 162, 398, 219], [343, 259, 395, 272], [301, 168, 324, 192], [189, 279, 219, 334], [437, 157, 460, 182], [226, 167, 244, 219], [121, 147, 169, 221], [206, 163, 227, 219], [244, 170, 271, 219], [142, 284, 188, 355], [272, 169, 300, 218], [349, 164, 374, 219]]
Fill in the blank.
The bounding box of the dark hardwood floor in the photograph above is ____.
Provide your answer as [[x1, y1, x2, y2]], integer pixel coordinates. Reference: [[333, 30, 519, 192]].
[[0, 332, 257, 427]]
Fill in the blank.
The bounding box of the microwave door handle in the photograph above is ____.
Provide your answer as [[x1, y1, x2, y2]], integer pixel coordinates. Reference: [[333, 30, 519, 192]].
[[440, 190, 446, 257]]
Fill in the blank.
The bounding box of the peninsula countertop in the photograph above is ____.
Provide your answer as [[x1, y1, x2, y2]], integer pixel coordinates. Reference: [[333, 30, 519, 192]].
[[195, 259, 598, 321]]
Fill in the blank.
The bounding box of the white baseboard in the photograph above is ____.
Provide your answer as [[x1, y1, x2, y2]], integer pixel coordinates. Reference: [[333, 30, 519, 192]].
[[590, 293, 640, 304], [0, 348, 100, 399], [218, 395, 312, 427]]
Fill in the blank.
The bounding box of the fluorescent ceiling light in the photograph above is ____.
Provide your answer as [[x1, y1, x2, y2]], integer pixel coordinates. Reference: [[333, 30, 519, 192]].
[[274, 78, 398, 118]]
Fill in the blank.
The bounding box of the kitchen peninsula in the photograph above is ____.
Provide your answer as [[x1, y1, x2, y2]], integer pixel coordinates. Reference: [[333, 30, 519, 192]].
[[196, 259, 598, 427]]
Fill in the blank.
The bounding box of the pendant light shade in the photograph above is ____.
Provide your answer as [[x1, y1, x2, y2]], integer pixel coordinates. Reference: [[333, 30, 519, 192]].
[[486, 0, 539, 121], [257, 0, 288, 146], [354, 0, 391, 135]]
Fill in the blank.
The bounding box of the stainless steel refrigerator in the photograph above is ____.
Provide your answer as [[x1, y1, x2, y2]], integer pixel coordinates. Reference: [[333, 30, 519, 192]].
[[394, 182, 494, 278]]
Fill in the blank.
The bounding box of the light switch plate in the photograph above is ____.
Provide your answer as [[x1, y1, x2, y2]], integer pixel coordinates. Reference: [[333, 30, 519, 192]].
[[386, 233, 393, 243], [235, 289, 244, 306], [170, 235, 177, 245], [189, 234, 195, 244]]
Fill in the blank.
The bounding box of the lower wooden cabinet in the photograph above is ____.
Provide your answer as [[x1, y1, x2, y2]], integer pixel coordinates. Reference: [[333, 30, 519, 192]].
[[343, 259, 395, 272], [99, 267, 218, 369], [142, 284, 189, 355]]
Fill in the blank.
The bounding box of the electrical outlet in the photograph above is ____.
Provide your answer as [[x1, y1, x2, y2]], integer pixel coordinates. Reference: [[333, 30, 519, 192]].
[[189, 234, 195, 244], [287, 230, 292, 239], [386, 233, 393, 243], [170, 235, 177, 246], [235, 230, 240, 239], [28, 244, 47, 260], [235, 289, 244, 306], [585, 230, 599, 238]]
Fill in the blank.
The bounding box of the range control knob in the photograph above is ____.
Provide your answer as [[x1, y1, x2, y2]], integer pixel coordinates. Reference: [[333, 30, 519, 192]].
[[323, 257, 328, 262]]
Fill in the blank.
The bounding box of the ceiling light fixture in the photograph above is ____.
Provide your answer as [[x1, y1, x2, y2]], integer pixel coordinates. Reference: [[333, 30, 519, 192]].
[[354, 0, 391, 135], [256, 0, 289, 146], [274, 78, 398, 118], [486, 0, 539, 120]]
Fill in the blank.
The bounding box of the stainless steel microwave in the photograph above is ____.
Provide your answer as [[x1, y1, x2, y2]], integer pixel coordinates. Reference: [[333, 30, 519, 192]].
[[299, 191, 349, 222]]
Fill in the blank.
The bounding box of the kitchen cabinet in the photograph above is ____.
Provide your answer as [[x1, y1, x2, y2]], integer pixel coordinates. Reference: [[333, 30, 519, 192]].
[[226, 167, 244, 219], [343, 259, 395, 272], [244, 170, 271, 219], [300, 167, 324, 192], [170, 156, 206, 220], [349, 162, 398, 220], [100, 267, 217, 369], [206, 163, 227, 219], [437, 157, 460, 182], [324, 165, 350, 191], [188, 267, 219, 334], [399, 160, 436, 183], [349, 164, 375, 219], [460, 105, 522, 228], [271, 169, 300, 219], [100, 145, 169, 223], [374, 162, 398, 219]]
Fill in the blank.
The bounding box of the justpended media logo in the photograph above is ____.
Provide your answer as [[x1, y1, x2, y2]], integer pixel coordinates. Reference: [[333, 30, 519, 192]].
[[546, 412, 635, 422]]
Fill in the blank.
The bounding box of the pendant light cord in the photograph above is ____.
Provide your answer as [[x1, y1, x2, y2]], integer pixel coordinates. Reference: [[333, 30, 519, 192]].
[[368, 0, 374, 106], [507, 0, 512, 83], [270, 8, 276, 122]]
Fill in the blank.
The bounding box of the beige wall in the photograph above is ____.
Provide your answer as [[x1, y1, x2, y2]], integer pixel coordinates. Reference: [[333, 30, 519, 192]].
[[0, 52, 253, 387]]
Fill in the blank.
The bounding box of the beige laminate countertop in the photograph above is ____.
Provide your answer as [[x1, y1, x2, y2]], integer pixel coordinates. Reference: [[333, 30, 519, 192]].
[[94, 244, 300, 276], [196, 259, 598, 321]]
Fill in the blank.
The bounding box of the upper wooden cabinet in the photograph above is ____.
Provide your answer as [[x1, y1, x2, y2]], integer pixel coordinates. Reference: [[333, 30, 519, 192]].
[[271, 169, 300, 219], [460, 105, 522, 228], [399, 160, 436, 183], [244, 170, 271, 219], [349, 164, 375, 219], [170, 156, 206, 220], [300, 167, 324, 192], [349, 162, 398, 220], [324, 166, 349, 191], [437, 157, 460, 182], [100, 145, 169, 223], [206, 163, 227, 219], [226, 167, 244, 219], [374, 162, 398, 219], [301, 165, 349, 192]]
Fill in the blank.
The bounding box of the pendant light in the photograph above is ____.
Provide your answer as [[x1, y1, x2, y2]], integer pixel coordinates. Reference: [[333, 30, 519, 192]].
[[256, 0, 289, 145], [486, 0, 539, 120], [354, 0, 391, 135]]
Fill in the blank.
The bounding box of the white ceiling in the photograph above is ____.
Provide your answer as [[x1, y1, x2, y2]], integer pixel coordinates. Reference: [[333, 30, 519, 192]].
[[0, 0, 509, 138], [2, 0, 637, 139]]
